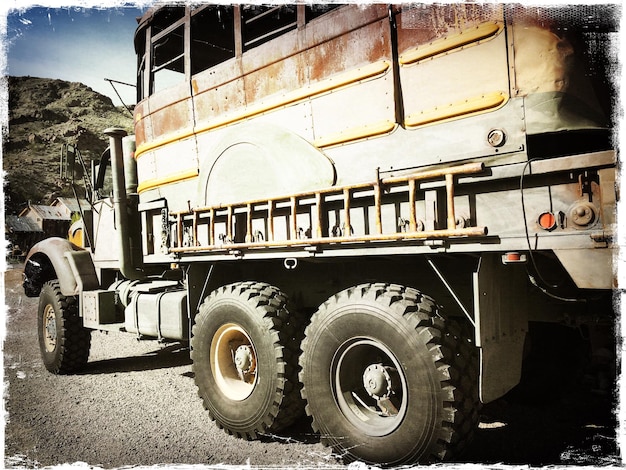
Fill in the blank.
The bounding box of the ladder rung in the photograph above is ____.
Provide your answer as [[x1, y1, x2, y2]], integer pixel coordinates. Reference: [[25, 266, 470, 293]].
[[171, 162, 486, 251], [290, 196, 297, 240]]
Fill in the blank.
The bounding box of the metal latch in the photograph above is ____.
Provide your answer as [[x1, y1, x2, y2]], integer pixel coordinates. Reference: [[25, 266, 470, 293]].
[[577, 171, 599, 202], [590, 231, 612, 247]]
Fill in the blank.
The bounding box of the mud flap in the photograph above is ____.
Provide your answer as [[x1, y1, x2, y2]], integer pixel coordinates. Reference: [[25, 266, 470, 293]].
[[473, 253, 528, 403]]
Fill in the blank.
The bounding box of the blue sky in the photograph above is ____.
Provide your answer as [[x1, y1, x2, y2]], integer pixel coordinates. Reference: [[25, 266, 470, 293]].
[[5, 5, 149, 107], [3, 1, 622, 109]]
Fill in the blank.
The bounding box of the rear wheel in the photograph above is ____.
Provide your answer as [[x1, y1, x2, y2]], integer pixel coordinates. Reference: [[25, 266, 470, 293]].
[[299, 283, 479, 465], [191, 281, 304, 439], [37, 280, 91, 374]]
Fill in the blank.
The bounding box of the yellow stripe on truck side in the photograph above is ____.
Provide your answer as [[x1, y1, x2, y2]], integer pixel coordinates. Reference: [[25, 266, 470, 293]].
[[404, 91, 508, 128], [314, 120, 397, 148], [137, 168, 199, 194], [134, 60, 391, 160], [399, 22, 503, 66]]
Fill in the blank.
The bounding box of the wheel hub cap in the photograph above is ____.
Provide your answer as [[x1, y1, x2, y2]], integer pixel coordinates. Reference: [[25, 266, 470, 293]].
[[333, 338, 407, 436], [234, 345, 255, 374], [211, 324, 258, 401], [43, 304, 57, 352], [363, 363, 392, 399]]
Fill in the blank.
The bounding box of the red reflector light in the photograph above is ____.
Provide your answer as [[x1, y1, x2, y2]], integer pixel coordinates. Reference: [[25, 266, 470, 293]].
[[538, 212, 557, 231], [505, 252, 521, 261], [502, 252, 527, 264]]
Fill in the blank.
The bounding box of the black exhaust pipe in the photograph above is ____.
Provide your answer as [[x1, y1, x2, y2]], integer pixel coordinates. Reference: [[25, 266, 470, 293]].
[[104, 127, 144, 280]]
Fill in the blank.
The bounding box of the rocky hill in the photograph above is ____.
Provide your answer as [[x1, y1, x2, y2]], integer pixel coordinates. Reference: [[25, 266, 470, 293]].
[[4, 76, 134, 214]]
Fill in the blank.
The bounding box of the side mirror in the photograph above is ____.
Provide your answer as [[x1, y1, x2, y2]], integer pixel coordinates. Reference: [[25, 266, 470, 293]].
[[94, 147, 111, 191], [60, 143, 84, 181]]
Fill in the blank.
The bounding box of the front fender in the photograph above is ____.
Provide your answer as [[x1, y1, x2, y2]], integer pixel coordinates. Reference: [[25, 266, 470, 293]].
[[23, 237, 98, 297]]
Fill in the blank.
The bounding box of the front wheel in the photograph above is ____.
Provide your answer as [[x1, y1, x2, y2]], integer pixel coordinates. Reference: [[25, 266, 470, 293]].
[[299, 283, 479, 465], [37, 280, 91, 374], [191, 282, 304, 439]]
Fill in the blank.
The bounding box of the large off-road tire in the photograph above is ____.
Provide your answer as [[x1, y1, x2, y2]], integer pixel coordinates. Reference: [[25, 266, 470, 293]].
[[299, 283, 479, 466], [37, 280, 91, 374], [191, 281, 305, 439]]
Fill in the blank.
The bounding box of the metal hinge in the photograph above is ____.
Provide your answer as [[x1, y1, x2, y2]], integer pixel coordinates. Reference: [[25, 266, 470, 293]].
[[590, 230, 612, 247]]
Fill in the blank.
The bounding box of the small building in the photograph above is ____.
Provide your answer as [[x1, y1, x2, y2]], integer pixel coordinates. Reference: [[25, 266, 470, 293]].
[[52, 197, 92, 220], [5, 214, 44, 259], [19, 202, 72, 240]]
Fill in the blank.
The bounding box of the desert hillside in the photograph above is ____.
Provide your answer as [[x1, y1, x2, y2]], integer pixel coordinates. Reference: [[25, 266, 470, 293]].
[[4, 76, 134, 214]]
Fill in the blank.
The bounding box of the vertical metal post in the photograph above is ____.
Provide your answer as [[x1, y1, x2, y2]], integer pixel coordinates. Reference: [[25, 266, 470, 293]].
[[409, 179, 417, 231], [315, 192, 323, 238], [177, 213, 183, 247], [268, 201, 275, 241], [209, 208, 215, 246], [192, 211, 199, 247], [343, 189, 351, 236], [374, 169, 382, 235], [446, 173, 456, 230], [227, 206, 233, 241], [290, 196, 298, 239], [246, 204, 253, 242]]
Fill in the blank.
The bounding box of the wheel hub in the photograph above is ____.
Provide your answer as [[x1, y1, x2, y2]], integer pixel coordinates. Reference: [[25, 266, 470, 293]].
[[234, 345, 255, 374], [363, 363, 400, 417], [333, 338, 407, 435], [43, 304, 57, 352], [211, 323, 258, 401], [363, 363, 392, 399]]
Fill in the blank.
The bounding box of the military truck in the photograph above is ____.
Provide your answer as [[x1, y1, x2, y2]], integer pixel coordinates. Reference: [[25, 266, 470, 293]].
[[23, 4, 617, 465]]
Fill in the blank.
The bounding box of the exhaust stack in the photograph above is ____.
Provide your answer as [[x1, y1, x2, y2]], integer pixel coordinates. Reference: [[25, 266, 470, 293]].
[[104, 127, 144, 280]]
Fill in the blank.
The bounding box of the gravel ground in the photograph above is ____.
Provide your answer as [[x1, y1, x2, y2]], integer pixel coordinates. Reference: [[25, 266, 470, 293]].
[[3, 263, 621, 468]]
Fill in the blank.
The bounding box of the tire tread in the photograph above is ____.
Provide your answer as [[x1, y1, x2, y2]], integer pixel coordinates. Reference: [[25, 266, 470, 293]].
[[299, 282, 479, 464], [191, 281, 305, 439], [39, 280, 91, 374]]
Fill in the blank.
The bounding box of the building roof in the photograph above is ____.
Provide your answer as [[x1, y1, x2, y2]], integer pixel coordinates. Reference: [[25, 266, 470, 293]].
[[53, 197, 92, 213], [5, 215, 43, 233], [19, 204, 71, 221]]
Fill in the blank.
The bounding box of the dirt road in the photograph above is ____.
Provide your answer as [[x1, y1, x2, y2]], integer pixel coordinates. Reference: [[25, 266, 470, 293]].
[[4, 263, 619, 468]]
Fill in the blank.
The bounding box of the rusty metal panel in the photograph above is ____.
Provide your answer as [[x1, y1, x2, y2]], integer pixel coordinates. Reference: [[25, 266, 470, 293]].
[[133, 101, 148, 148], [241, 27, 301, 75], [303, 4, 387, 47], [243, 45, 306, 106], [307, 18, 394, 144], [135, 78, 198, 210], [306, 16, 391, 83], [397, 4, 508, 130], [192, 59, 246, 124], [146, 80, 194, 139], [149, 103, 191, 141], [396, 3, 503, 53]]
